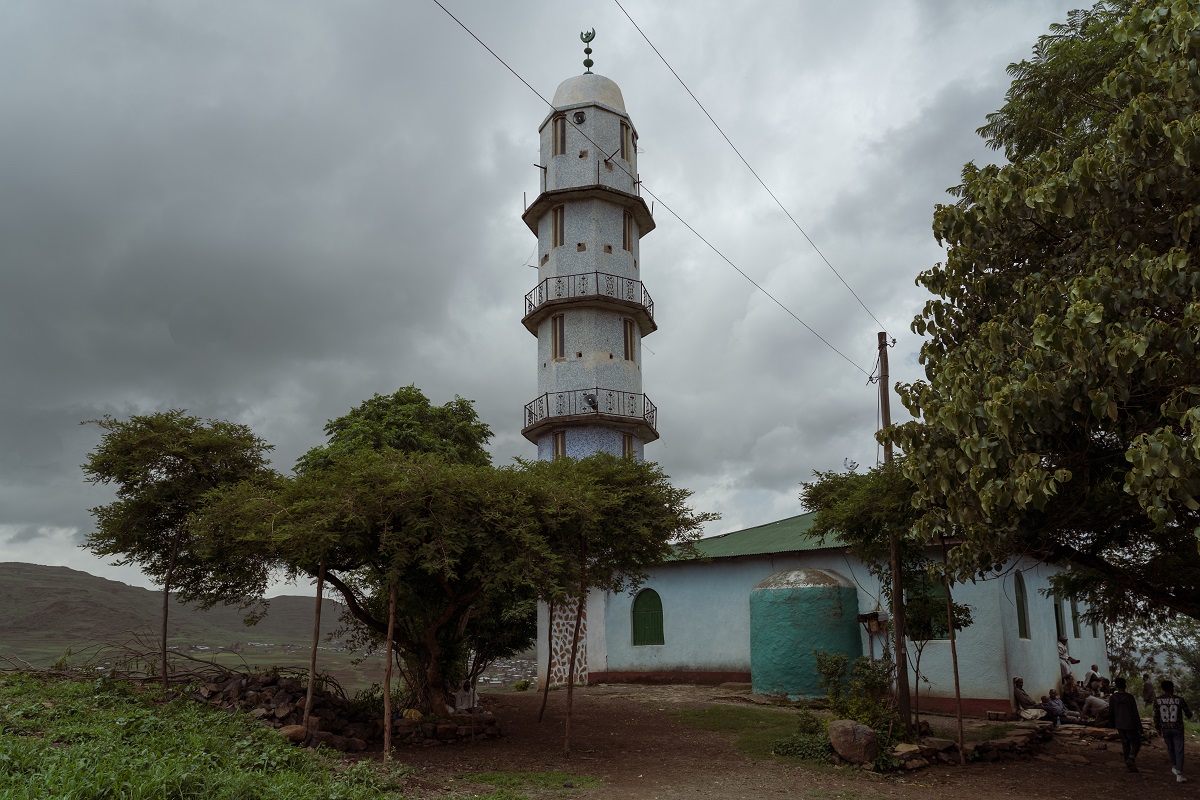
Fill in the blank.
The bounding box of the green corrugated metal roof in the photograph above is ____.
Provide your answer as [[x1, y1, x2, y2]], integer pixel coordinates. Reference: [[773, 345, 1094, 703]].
[[677, 511, 839, 560]]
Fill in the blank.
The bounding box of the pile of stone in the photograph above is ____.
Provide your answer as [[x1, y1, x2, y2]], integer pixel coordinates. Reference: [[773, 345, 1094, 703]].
[[186, 672, 502, 751], [891, 722, 1054, 769], [390, 712, 502, 746], [188, 673, 376, 752]]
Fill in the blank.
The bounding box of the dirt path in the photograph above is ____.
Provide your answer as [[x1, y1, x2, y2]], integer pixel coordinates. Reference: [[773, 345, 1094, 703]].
[[391, 685, 1197, 799]]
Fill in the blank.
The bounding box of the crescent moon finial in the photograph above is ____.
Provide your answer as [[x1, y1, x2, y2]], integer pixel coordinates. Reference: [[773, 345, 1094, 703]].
[[580, 28, 596, 73]]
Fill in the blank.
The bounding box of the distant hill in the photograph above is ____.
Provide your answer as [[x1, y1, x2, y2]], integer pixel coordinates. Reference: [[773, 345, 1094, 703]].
[[0, 563, 348, 665]]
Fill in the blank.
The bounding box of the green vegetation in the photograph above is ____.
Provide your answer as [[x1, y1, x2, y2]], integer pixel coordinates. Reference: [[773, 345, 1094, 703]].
[[889, 0, 1200, 621], [672, 704, 805, 761], [0, 672, 406, 799], [770, 709, 833, 762], [457, 771, 599, 790]]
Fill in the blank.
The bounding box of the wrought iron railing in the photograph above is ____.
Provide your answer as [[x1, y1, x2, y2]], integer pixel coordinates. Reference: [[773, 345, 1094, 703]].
[[524, 388, 657, 431], [525, 271, 654, 320]]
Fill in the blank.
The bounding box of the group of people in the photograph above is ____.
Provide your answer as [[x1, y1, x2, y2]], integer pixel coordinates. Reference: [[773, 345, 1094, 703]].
[[1013, 656, 1194, 783]]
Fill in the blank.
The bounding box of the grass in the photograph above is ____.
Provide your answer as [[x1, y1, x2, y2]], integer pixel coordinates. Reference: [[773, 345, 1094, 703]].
[[453, 771, 599, 800], [671, 704, 805, 760], [0, 672, 408, 799]]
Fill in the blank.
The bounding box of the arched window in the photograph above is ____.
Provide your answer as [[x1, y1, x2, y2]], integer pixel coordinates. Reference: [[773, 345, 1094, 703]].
[[632, 588, 664, 646], [1014, 571, 1030, 639]]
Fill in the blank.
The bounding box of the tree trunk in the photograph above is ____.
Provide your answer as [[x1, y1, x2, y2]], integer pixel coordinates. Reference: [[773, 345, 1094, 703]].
[[383, 583, 397, 760], [941, 537, 966, 766], [303, 556, 326, 727], [538, 600, 554, 723], [160, 534, 181, 691], [564, 593, 584, 755]]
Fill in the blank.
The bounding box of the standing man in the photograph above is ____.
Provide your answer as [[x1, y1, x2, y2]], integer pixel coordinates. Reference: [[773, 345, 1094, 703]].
[[1154, 679, 1194, 783], [1110, 677, 1141, 772], [1142, 673, 1156, 708], [1058, 635, 1080, 680]]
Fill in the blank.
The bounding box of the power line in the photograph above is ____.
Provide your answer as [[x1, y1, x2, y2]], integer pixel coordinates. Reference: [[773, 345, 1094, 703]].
[[612, 0, 888, 334], [429, 0, 869, 377]]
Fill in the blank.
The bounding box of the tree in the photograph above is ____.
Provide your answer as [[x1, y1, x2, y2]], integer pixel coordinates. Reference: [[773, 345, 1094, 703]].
[[524, 453, 715, 752], [801, 461, 972, 729], [889, 0, 1200, 621], [82, 411, 274, 688]]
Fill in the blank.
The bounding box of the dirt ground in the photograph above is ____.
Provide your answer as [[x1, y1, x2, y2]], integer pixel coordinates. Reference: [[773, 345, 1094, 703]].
[[390, 684, 1199, 800]]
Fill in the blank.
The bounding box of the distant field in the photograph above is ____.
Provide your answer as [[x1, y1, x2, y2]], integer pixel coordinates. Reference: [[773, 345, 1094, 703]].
[[0, 562, 536, 695]]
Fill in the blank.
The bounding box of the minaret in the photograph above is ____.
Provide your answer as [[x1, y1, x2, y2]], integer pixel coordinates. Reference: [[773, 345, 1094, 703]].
[[521, 35, 658, 460]]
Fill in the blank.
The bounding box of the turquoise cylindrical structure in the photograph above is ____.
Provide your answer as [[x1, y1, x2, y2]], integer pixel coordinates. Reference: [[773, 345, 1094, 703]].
[[749, 569, 862, 698]]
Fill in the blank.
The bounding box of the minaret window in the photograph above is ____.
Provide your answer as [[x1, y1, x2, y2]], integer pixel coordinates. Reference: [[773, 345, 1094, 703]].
[[622, 211, 633, 251], [623, 318, 636, 361], [552, 206, 565, 248], [620, 121, 632, 161], [622, 434, 634, 456], [552, 116, 567, 156], [551, 314, 565, 359], [552, 430, 567, 459]]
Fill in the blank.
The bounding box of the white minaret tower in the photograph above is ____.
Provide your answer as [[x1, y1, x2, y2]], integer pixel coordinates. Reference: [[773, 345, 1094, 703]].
[[521, 35, 658, 461]]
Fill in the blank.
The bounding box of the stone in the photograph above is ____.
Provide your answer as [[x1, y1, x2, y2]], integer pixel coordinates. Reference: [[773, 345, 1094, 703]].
[[923, 737, 957, 751], [1057, 753, 1090, 764], [901, 757, 930, 770], [827, 720, 878, 766], [273, 704, 294, 720], [893, 743, 922, 756], [278, 725, 307, 743]]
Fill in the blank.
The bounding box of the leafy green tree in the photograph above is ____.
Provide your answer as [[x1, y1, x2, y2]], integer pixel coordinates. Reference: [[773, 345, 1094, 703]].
[[801, 461, 972, 728], [82, 411, 274, 688], [524, 453, 715, 752], [890, 0, 1200, 621]]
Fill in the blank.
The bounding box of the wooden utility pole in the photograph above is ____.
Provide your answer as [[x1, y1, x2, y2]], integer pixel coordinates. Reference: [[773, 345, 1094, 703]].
[[879, 331, 912, 730]]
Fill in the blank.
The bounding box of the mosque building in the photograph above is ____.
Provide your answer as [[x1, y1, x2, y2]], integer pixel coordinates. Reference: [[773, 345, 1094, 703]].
[[526, 39, 1105, 715]]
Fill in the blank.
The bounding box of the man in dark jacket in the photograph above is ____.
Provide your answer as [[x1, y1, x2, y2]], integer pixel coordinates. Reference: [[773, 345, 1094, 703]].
[[1110, 677, 1141, 772]]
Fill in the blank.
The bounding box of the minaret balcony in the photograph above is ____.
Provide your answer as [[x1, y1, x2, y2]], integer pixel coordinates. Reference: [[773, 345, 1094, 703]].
[[522, 271, 656, 336], [522, 387, 659, 444]]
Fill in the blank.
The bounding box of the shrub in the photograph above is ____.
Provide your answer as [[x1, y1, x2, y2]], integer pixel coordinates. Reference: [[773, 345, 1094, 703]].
[[771, 710, 832, 761], [511, 679, 533, 692]]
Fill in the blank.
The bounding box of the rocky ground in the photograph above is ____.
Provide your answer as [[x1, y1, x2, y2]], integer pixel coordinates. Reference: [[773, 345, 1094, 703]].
[[387, 684, 1197, 799]]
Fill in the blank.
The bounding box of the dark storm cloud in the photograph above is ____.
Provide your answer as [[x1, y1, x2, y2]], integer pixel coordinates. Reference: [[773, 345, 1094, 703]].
[[0, 0, 1082, 582]]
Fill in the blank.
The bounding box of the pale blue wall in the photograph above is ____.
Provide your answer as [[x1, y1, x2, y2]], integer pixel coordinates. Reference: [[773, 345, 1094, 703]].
[[594, 549, 1108, 706]]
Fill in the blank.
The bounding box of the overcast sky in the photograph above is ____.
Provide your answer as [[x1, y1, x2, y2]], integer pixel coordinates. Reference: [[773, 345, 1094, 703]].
[[0, 0, 1081, 593]]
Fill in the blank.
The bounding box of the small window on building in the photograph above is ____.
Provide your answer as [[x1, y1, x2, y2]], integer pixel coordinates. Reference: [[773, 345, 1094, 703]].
[[552, 206, 565, 248], [622, 433, 634, 456], [552, 116, 567, 156], [1053, 594, 1066, 641], [551, 314, 565, 359], [632, 588, 664, 646], [622, 211, 633, 251], [620, 121, 632, 160], [906, 579, 951, 641], [1014, 571, 1030, 639], [1070, 598, 1081, 638], [552, 430, 566, 459], [1091, 619, 1099, 638], [623, 318, 636, 361]]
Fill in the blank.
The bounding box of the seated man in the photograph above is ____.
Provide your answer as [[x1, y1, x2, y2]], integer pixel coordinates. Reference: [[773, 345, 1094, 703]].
[[1062, 676, 1089, 712], [1082, 664, 1103, 690], [1013, 677, 1047, 720], [1082, 692, 1111, 726], [1044, 689, 1081, 725]]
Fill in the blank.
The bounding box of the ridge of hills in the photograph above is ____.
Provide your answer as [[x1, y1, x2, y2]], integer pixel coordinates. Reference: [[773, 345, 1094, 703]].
[[0, 562, 346, 664]]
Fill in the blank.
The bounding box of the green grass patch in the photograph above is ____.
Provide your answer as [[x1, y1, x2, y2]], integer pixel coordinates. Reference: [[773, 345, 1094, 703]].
[[0, 672, 408, 799], [672, 704, 803, 760], [459, 770, 599, 790]]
